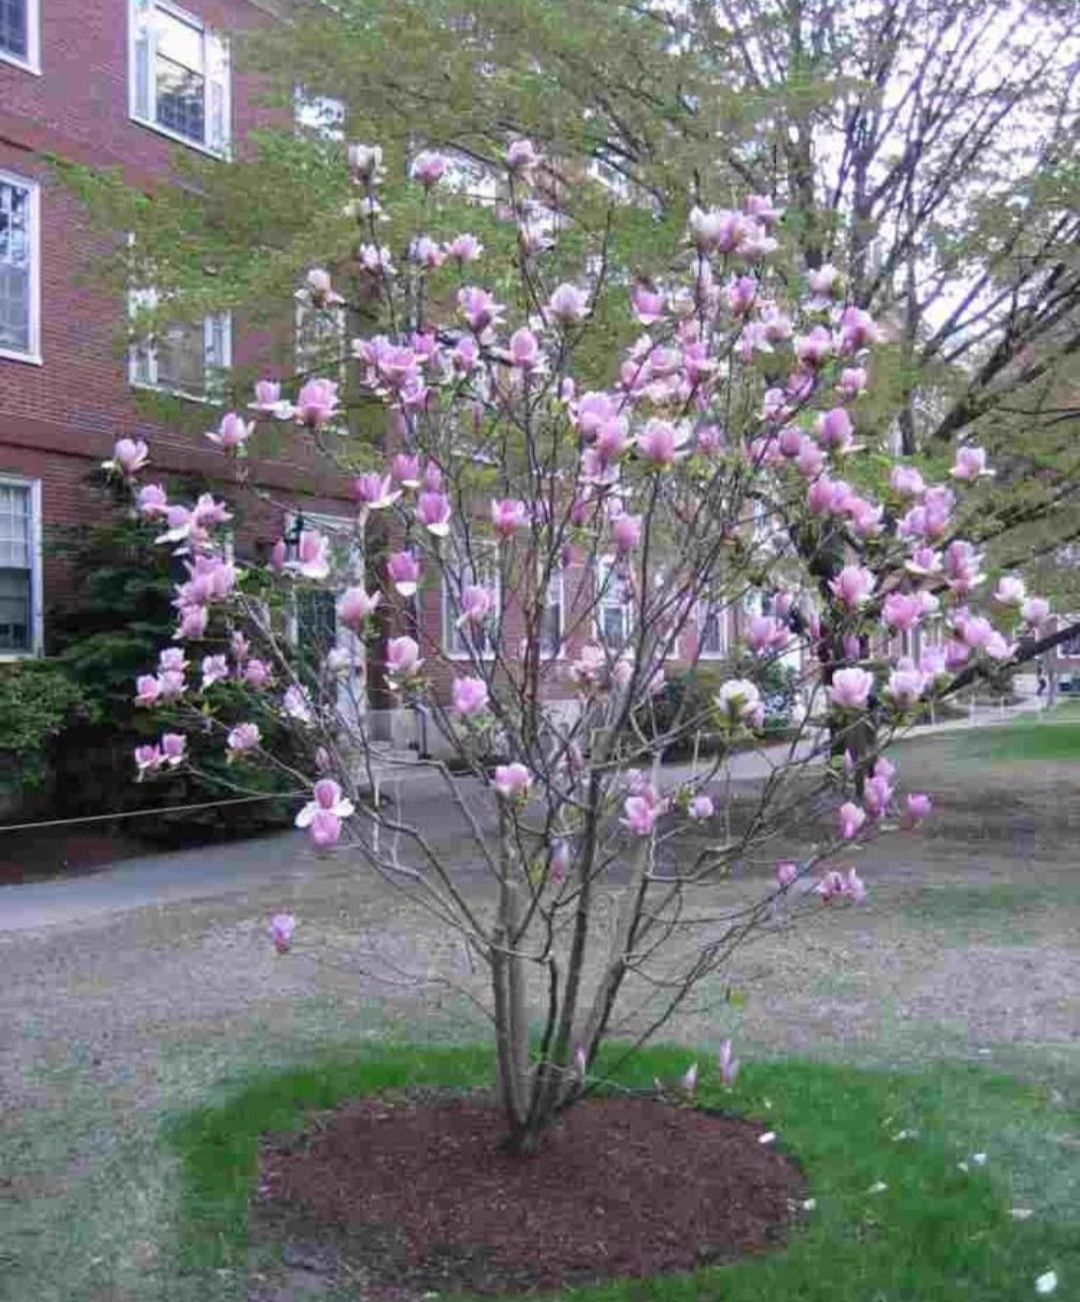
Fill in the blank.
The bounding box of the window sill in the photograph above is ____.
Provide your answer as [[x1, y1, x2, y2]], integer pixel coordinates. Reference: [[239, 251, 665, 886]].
[[0, 50, 40, 75], [0, 347, 43, 366], [130, 378, 219, 406], [0, 648, 41, 662], [129, 113, 229, 159]]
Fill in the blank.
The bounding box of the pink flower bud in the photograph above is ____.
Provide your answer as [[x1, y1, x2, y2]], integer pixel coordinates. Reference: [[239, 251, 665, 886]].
[[269, 913, 295, 953], [451, 676, 489, 717]]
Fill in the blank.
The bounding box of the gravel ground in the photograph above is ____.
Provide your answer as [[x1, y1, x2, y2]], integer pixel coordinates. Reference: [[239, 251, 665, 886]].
[[1, 730, 1078, 1302]]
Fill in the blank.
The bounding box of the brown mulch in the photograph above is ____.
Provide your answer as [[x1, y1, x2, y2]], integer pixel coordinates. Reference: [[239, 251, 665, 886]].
[[253, 1093, 805, 1296]]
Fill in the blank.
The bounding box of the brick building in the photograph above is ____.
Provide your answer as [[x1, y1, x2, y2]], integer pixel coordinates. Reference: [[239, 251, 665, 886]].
[[0, 0, 357, 660], [1, 1, 748, 750]]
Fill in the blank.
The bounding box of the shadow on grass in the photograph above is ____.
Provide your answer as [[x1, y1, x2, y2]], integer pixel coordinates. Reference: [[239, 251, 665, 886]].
[[164, 1043, 1079, 1301]]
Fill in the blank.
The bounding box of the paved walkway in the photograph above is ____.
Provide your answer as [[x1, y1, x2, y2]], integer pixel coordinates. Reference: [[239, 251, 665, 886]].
[[0, 697, 1049, 934]]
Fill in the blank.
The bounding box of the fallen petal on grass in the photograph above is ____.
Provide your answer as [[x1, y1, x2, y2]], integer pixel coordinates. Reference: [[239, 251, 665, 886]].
[[758, 1131, 777, 1144], [868, 1181, 888, 1194], [1035, 1270, 1058, 1295], [1010, 1207, 1035, 1221]]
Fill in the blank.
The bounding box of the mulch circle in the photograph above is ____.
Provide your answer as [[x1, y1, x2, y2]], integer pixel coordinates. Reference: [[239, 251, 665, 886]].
[[252, 1091, 806, 1296]]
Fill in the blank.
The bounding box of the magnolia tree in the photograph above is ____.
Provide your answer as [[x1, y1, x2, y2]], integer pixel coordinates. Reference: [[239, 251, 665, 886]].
[[109, 138, 1057, 1154]]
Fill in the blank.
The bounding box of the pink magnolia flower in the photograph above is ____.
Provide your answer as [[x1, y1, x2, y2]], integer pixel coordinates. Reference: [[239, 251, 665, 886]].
[[201, 654, 228, 688], [268, 913, 295, 953], [807, 263, 840, 299], [950, 445, 993, 482], [837, 366, 868, 399], [842, 867, 868, 903], [601, 514, 641, 563], [506, 138, 540, 175], [890, 465, 926, 498], [622, 794, 660, 837], [1021, 596, 1050, 629], [688, 794, 715, 821], [718, 1038, 740, 1088], [837, 305, 884, 352], [134, 744, 162, 776], [268, 539, 287, 573], [104, 437, 149, 477], [905, 793, 933, 826], [134, 674, 162, 708], [725, 274, 758, 316], [573, 391, 617, 440], [637, 419, 680, 468], [296, 780, 355, 846], [301, 267, 344, 307], [417, 491, 452, 537], [830, 667, 874, 710], [994, 575, 1026, 606], [776, 861, 798, 889], [885, 666, 926, 708], [746, 615, 787, 656], [283, 684, 314, 723], [493, 763, 532, 800], [795, 325, 833, 368], [352, 473, 400, 512], [205, 412, 252, 451], [492, 498, 528, 538], [386, 636, 422, 681], [796, 441, 826, 478], [549, 839, 570, 885], [829, 566, 874, 611], [389, 454, 421, 488], [446, 233, 483, 265], [547, 283, 588, 323], [387, 551, 421, 597], [696, 424, 723, 456], [160, 732, 186, 766], [243, 658, 272, 689], [458, 286, 504, 335], [451, 676, 489, 717], [136, 483, 169, 518], [862, 773, 893, 818], [291, 529, 331, 581], [630, 283, 665, 325], [227, 722, 261, 755], [716, 679, 764, 727], [175, 605, 208, 640], [837, 801, 867, 841], [294, 379, 339, 429], [457, 584, 494, 625], [680, 1062, 699, 1095], [337, 586, 380, 631], [250, 379, 287, 415], [595, 417, 629, 463], [816, 406, 855, 452], [777, 425, 805, 458], [410, 150, 446, 187], [882, 592, 924, 634], [509, 327, 542, 371], [688, 206, 742, 254]]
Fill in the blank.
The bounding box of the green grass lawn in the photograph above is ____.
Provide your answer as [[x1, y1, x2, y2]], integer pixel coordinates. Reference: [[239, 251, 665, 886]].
[[168, 1043, 1077, 1301], [945, 714, 1080, 763]]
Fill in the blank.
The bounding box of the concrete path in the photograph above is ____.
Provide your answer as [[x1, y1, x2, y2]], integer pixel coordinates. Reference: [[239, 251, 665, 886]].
[[0, 697, 1050, 934]]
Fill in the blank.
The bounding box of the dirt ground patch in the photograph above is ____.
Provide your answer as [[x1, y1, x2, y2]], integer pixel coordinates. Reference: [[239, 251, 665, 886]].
[[252, 1093, 803, 1297]]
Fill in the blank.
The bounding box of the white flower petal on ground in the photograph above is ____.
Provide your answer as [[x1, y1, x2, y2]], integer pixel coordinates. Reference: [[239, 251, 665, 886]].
[[1010, 1208, 1035, 1221], [1035, 1271, 1057, 1296], [972, 1152, 988, 1166], [801, 1198, 817, 1211], [868, 1181, 888, 1194], [758, 1131, 777, 1145]]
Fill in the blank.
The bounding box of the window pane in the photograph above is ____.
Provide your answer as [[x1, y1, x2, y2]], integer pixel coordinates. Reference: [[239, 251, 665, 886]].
[[0, 0, 28, 59], [0, 569, 30, 650], [156, 57, 206, 142], [0, 180, 32, 354], [0, 483, 31, 567], [539, 573, 562, 654], [296, 589, 337, 664], [155, 322, 205, 394], [156, 8, 203, 70]]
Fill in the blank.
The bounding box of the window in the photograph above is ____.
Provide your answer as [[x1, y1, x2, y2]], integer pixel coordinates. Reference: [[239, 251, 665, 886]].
[[294, 88, 346, 141], [538, 568, 563, 657], [0, 0, 39, 71], [1060, 618, 1080, 659], [130, 0, 231, 155], [0, 477, 42, 656], [596, 556, 633, 647], [129, 289, 231, 399], [0, 172, 40, 363], [444, 542, 500, 659], [295, 299, 346, 379], [697, 591, 728, 658]]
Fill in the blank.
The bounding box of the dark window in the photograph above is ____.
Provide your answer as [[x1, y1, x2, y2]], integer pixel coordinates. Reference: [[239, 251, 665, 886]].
[[0, 0, 27, 60]]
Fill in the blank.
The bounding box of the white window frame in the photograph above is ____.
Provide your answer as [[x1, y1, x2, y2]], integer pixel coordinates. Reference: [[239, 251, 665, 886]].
[[0, 474, 43, 659], [128, 287, 232, 402], [0, 0, 41, 74], [696, 590, 729, 660], [294, 297, 347, 382], [538, 565, 564, 659], [595, 554, 633, 648], [0, 170, 42, 365], [128, 0, 232, 157], [443, 540, 501, 661]]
